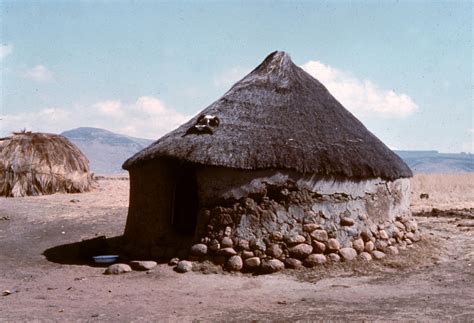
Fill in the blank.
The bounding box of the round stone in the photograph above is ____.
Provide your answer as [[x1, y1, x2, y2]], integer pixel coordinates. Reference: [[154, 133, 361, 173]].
[[364, 241, 375, 252], [310, 229, 328, 242], [190, 243, 208, 256], [241, 250, 254, 259], [261, 259, 285, 273], [227, 255, 243, 271], [327, 253, 341, 262], [375, 240, 388, 251], [339, 248, 357, 261], [372, 250, 386, 260], [386, 246, 399, 255], [303, 223, 320, 232], [237, 239, 250, 250], [104, 263, 132, 275], [327, 238, 341, 252], [358, 252, 372, 261], [129, 261, 157, 271], [285, 234, 306, 245], [352, 239, 364, 253], [221, 237, 233, 248], [284, 258, 303, 269], [379, 230, 389, 240], [340, 217, 355, 226], [244, 257, 261, 269], [312, 240, 326, 253], [266, 244, 283, 258], [175, 260, 193, 273], [303, 254, 327, 267], [216, 247, 237, 257], [288, 243, 313, 259]]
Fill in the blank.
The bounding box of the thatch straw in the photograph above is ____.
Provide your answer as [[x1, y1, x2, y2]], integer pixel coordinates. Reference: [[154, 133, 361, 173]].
[[0, 131, 93, 197], [123, 51, 412, 180]]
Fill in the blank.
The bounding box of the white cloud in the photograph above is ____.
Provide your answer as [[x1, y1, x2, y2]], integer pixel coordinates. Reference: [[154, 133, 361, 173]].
[[22, 65, 54, 82], [0, 44, 13, 60], [0, 96, 190, 139], [301, 61, 418, 118], [214, 66, 250, 88]]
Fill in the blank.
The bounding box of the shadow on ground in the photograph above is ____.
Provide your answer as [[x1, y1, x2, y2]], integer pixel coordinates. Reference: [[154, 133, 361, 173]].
[[43, 235, 127, 267]]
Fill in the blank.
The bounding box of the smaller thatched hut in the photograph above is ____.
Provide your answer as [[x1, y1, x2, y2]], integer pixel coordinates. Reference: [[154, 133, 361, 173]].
[[0, 131, 93, 197]]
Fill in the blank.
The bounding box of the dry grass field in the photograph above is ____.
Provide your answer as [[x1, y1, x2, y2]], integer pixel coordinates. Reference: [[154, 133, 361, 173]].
[[0, 174, 473, 321]]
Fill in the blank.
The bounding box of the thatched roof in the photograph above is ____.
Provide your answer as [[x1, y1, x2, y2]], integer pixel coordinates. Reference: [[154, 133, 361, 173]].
[[0, 131, 93, 197], [123, 51, 412, 180]]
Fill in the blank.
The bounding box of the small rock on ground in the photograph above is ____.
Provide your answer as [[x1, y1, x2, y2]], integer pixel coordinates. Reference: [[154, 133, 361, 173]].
[[358, 252, 372, 261], [352, 239, 364, 253], [175, 260, 193, 273], [304, 254, 327, 267], [227, 255, 243, 271], [244, 257, 261, 269], [339, 248, 357, 261], [216, 247, 237, 257], [288, 243, 313, 259], [386, 246, 399, 255], [310, 229, 328, 242], [104, 263, 132, 275], [130, 261, 157, 271], [364, 241, 375, 252], [168, 258, 179, 266], [372, 250, 386, 260], [327, 238, 340, 251], [284, 258, 303, 269], [260, 259, 285, 273], [190, 243, 208, 256], [221, 237, 233, 248], [327, 253, 341, 262], [340, 217, 355, 226]]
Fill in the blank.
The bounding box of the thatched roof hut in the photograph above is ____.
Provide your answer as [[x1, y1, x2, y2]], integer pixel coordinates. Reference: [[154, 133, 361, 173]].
[[0, 131, 93, 197], [122, 51, 417, 271], [124, 51, 411, 180]]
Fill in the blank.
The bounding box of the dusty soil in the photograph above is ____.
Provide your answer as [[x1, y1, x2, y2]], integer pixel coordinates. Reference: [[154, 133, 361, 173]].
[[0, 177, 473, 321]]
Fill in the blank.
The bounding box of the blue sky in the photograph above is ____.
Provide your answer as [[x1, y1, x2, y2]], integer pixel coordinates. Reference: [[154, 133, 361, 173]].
[[1, 1, 472, 152]]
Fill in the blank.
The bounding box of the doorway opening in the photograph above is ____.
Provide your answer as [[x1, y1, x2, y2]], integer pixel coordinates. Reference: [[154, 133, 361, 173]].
[[172, 166, 199, 236]]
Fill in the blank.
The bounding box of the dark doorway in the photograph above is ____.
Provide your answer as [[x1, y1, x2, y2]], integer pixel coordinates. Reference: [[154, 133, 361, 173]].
[[172, 166, 199, 236]]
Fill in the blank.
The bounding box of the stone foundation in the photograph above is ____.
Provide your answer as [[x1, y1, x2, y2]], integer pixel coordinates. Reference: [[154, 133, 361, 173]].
[[164, 175, 419, 273]]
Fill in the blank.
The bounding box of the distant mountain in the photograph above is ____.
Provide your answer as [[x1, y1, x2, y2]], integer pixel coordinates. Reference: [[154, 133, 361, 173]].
[[394, 150, 474, 174], [61, 127, 153, 174], [61, 127, 474, 175]]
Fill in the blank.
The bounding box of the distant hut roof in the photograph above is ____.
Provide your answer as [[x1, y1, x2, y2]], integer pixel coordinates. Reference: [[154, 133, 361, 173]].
[[0, 131, 93, 197], [123, 51, 412, 180]]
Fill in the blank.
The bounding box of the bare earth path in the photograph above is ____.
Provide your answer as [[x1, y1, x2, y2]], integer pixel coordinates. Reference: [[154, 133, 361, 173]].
[[0, 178, 473, 321]]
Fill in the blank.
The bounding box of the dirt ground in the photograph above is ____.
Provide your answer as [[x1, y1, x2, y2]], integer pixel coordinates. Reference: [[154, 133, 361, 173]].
[[0, 175, 473, 321]]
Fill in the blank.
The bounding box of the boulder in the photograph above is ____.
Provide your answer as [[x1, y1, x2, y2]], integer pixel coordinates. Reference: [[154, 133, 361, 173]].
[[190, 244, 208, 256], [216, 247, 237, 257], [372, 250, 386, 260], [310, 229, 328, 242], [327, 238, 341, 252], [261, 259, 285, 273], [358, 252, 372, 261], [284, 258, 303, 269], [129, 261, 157, 271], [288, 243, 313, 259], [304, 254, 327, 267], [175, 260, 193, 273], [352, 239, 364, 253], [227, 255, 243, 271], [244, 257, 261, 269]]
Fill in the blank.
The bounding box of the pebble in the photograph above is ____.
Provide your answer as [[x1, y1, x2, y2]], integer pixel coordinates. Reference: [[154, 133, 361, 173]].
[[352, 239, 364, 253], [358, 252, 372, 261], [303, 254, 327, 267], [175, 260, 193, 273], [237, 239, 250, 251], [221, 237, 233, 248], [241, 250, 254, 259], [327, 238, 341, 252], [168, 258, 179, 266], [340, 217, 355, 226], [360, 229, 372, 242], [379, 230, 389, 240], [386, 246, 399, 255], [364, 241, 375, 252], [303, 223, 320, 232], [216, 247, 237, 257], [104, 264, 132, 275], [227, 255, 243, 271], [266, 244, 283, 258], [244, 257, 261, 269], [372, 250, 386, 260], [310, 229, 328, 242], [339, 248, 357, 261], [261, 259, 285, 273], [375, 240, 388, 251], [327, 253, 341, 262], [190, 244, 208, 256], [312, 240, 326, 253], [289, 243, 313, 259], [285, 234, 307, 245], [129, 261, 157, 271], [284, 258, 303, 269]]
